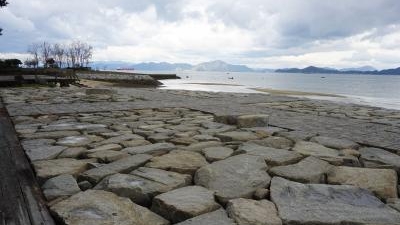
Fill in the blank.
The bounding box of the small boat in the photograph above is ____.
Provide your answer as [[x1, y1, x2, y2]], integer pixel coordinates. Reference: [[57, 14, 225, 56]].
[[228, 77, 234, 79]]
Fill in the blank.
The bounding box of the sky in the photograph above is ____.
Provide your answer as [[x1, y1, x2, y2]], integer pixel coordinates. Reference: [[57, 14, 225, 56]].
[[1, 0, 400, 69]]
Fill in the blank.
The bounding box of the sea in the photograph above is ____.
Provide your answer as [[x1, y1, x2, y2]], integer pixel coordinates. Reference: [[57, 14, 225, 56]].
[[133, 71, 400, 110]]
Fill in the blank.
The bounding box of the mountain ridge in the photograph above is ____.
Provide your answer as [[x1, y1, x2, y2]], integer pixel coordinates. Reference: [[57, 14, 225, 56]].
[[90, 61, 399, 75], [276, 66, 400, 75]]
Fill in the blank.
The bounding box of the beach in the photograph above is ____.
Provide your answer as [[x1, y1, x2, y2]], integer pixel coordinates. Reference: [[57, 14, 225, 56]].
[[1, 81, 400, 224]]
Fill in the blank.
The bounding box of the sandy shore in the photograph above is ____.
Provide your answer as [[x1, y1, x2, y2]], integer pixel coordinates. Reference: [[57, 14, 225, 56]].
[[252, 88, 343, 97]]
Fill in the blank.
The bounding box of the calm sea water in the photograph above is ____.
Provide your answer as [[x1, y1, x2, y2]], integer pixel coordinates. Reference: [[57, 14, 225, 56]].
[[134, 71, 400, 110]]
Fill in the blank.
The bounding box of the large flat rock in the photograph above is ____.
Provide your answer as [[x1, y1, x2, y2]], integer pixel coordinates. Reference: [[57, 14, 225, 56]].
[[50, 190, 169, 225], [195, 154, 271, 204], [270, 177, 400, 225], [94, 167, 191, 206], [151, 186, 221, 223], [237, 143, 304, 166], [42, 174, 80, 201], [269, 156, 333, 183], [122, 143, 176, 156], [310, 136, 359, 149], [79, 154, 152, 184], [226, 198, 282, 225], [25, 145, 67, 161], [359, 147, 400, 171], [175, 209, 236, 225], [327, 166, 398, 199], [33, 158, 91, 183], [145, 150, 208, 175]]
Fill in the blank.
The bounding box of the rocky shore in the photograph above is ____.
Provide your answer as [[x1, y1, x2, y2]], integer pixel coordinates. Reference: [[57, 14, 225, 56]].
[[1, 84, 400, 224]]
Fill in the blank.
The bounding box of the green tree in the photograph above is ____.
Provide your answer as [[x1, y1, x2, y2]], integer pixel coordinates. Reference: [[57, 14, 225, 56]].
[[0, 0, 8, 35]]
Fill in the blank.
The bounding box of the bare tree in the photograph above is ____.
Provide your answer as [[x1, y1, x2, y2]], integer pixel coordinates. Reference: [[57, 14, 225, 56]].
[[40, 41, 52, 68], [27, 40, 93, 69], [52, 43, 65, 68], [27, 43, 40, 68]]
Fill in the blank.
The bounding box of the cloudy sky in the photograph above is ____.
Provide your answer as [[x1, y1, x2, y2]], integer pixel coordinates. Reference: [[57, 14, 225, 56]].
[[1, 0, 400, 69]]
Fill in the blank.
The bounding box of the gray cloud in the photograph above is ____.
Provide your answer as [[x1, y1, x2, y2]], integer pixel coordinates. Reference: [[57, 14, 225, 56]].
[[0, 0, 400, 68]]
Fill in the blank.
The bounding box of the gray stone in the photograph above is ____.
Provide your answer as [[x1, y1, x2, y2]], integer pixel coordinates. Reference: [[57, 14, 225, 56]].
[[195, 154, 271, 204], [21, 138, 56, 149], [146, 150, 208, 175], [33, 158, 91, 183], [311, 136, 359, 149], [248, 136, 293, 150], [175, 209, 235, 225], [87, 150, 130, 163], [185, 141, 223, 152], [91, 133, 144, 147], [78, 181, 92, 191], [148, 133, 173, 143], [237, 143, 304, 166], [79, 154, 152, 184], [25, 145, 67, 161], [151, 186, 221, 223], [50, 190, 169, 225], [120, 139, 152, 148], [87, 144, 122, 153], [95, 167, 191, 206], [192, 134, 220, 142], [56, 136, 93, 147], [327, 166, 398, 199], [237, 114, 269, 128], [269, 156, 333, 183], [58, 147, 87, 158], [253, 188, 270, 200], [122, 143, 176, 156], [216, 131, 259, 142], [292, 141, 340, 157], [226, 198, 282, 225], [42, 174, 80, 201], [243, 127, 286, 138], [270, 177, 400, 225], [388, 198, 400, 212], [21, 131, 81, 140], [277, 130, 317, 142], [202, 147, 234, 162], [359, 147, 400, 172]]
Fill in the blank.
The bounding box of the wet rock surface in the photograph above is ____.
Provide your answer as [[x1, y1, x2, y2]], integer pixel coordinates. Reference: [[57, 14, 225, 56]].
[[271, 177, 400, 225], [2, 87, 400, 224], [195, 154, 271, 204], [151, 186, 221, 223], [327, 166, 398, 199], [50, 190, 169, 225], [269, 156, 333, 183], [227, 198, 282, 225]]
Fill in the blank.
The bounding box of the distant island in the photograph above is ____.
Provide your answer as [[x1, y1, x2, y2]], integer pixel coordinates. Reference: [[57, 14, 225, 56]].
[[91, 60, 400, 75], [276, 66, 400, 75]]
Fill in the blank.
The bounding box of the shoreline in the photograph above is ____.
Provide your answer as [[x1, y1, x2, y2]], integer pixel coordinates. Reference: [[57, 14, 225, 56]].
[[80, 79, 400, 111]]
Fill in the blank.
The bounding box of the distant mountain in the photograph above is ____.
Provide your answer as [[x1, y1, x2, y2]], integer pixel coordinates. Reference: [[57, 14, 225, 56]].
[[340, 66, 376, 72], [276, 66, 400, 75], [192, 60, 253, 72], [276, 66, 339, 74], [378, 67, 400, 75], [90, 60, 270, 72]]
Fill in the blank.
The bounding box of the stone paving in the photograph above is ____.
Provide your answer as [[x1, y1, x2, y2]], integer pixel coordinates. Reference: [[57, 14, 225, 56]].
[[1, 86, 400, 224]]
